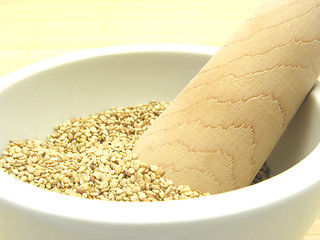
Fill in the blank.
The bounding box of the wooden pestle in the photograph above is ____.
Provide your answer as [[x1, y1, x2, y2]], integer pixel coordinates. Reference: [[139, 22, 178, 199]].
[[133, 0, 320, 194]]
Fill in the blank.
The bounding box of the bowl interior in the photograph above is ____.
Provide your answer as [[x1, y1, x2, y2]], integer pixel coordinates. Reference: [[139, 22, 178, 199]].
[[1, 46, 319, 178]]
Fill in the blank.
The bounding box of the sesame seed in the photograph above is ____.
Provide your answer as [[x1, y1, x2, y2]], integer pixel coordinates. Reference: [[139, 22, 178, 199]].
[[150, 165, 158, 172]]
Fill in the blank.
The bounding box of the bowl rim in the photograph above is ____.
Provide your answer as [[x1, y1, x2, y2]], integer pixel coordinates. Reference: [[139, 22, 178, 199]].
[[0, 43, 319, 225]]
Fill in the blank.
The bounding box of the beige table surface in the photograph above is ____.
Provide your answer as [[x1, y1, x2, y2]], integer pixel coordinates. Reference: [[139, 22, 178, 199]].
[[0, 0, 319, 239]]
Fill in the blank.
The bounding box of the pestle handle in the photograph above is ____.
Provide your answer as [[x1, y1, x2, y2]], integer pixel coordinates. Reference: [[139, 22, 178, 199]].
[[133, 0, 320, 194]]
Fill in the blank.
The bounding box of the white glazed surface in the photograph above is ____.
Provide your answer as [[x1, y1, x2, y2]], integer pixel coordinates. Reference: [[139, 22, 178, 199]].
[[0, 44, 319, 240]]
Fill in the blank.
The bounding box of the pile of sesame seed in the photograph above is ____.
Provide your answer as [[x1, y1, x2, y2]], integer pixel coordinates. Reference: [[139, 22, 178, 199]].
[[0, 101, 270, 202]]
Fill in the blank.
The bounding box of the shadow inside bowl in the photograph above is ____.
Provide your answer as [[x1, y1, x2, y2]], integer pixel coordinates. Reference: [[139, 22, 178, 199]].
[[267, 83, 320, 176]]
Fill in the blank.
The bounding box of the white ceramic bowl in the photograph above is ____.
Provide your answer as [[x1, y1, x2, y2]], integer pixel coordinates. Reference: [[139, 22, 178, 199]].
[[0, 44, 319, 240]]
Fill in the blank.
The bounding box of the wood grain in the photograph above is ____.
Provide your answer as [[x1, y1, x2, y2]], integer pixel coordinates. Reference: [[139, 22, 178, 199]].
[[0, 0, 319, 239], [133, 0, 320, 194]]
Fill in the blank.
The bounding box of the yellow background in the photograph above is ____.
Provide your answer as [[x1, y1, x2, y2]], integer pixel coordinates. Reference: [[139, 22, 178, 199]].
[[0, 0, 319, 238]]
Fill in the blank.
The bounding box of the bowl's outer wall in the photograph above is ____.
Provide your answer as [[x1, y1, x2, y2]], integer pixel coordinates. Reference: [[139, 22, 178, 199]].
[[0, 180, 319, 240], [0, 47, 319, 240]]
